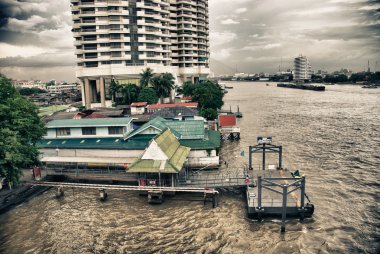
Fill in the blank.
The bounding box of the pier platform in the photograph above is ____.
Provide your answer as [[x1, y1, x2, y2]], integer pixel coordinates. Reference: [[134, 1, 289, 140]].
[[246, 169, 314, 220]]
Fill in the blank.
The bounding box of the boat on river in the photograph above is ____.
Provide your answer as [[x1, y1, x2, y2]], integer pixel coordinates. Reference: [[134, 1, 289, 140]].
[[277, 83, 325, 91]]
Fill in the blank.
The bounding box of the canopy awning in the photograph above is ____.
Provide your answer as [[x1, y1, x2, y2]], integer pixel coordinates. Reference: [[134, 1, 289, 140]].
[[41, 156, 137, 165]]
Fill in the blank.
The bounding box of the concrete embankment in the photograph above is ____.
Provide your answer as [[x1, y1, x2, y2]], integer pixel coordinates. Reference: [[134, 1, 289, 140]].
[[0, 185, 50, 214], [0, 169, 50, 214]]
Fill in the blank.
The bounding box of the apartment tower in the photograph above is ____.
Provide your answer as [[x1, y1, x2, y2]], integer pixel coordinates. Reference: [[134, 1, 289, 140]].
[[70, 0, 210, 108], [293, 55, 312, 81]]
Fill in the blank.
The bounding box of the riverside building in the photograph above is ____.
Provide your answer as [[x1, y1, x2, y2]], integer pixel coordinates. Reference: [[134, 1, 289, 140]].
[[293, 55, 312, 81], [70, 0, 210, 108]]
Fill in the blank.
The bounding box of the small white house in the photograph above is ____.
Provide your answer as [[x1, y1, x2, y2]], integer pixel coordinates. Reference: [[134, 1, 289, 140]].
[[130, 102, 147, 115]]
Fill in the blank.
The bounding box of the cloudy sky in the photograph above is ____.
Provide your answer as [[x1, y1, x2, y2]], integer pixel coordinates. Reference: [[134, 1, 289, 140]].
[[0, 0, 379, 81]]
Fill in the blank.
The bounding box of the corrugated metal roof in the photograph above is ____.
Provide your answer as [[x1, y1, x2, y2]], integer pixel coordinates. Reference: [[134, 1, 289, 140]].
[[150, 106, 198, 119], [179, 130, 221, 150], [46, 118, 132, 128], [127, 129, 191, 173], [218, 115, 236, 127], [126, 117, 204, 140], [165, 121, 205, 139], [37, 138, 148, 150]]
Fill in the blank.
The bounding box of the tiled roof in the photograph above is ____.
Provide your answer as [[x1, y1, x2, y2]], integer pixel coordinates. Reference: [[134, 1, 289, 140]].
[[146, 103, 198, 109], [46, 118, 132, 128], [131, 102, 147, 107]]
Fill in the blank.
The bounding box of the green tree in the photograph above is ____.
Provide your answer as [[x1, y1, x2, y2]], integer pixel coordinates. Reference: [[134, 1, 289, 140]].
[[120, 84, 140, 105], [18, 87, 47, 96], [109, 79, 121, 103], [139, 67, 155, 88], [0, 75, 45, 186], [182, 81, 197, 96], [192, 81, 224, 110], [152, 72, 175, 103], [137, 88, 158, 105], [200, 108, 218, 121]]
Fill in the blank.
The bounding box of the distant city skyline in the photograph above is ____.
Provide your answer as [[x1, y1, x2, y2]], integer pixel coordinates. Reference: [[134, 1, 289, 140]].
[[0, 0, 379, 82]]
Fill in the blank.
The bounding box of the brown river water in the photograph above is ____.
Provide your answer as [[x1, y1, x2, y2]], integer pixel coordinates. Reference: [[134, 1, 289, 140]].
[[0, 82, 379, 254]]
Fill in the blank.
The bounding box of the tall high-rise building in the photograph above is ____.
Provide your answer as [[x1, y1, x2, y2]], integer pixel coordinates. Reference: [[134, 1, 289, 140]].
[[293, 55, 311, 81], [70, 0, 210, 108]]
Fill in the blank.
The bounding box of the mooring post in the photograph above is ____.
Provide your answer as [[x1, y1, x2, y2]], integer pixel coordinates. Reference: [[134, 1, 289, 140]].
[[99, 189, 107, 201], [248, 145, 253, 170], [279, 146, 283, 169], [262, 143, 266, 170], [281, 185, 288, 233]]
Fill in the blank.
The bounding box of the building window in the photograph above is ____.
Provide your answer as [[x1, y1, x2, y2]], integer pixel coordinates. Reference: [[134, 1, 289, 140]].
[[108, 127, 123, 135], [56, 128, 71, 137], [82, 127, 96, 135]]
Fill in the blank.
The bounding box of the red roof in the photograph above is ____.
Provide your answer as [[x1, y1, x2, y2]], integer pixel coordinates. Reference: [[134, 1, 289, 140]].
[[131, 102, 148, 107], [146, 102, 198, 109], [181, 96, 192, 101], [218, 115, 236, 127]]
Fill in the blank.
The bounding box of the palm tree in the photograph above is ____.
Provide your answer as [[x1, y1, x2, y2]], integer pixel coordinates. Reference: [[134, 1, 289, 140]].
[[121, 84, 140, 105], [139, 68, 154, 88], [152, 72, 175, 103]]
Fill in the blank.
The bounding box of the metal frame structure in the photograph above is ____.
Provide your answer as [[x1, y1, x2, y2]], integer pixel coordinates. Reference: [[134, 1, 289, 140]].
[[248, 142, 282, 170]]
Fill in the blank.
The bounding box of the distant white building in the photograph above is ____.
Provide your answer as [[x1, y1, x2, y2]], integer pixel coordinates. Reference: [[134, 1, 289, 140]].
[[293, 55, 312, 81], [12, 80, 45, 90], [47, 83, 80, 94]]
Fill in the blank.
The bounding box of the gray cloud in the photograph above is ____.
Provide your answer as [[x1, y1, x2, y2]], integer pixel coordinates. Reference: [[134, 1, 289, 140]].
[[0, 0, 379, 80], [0, 52, 75, 68]]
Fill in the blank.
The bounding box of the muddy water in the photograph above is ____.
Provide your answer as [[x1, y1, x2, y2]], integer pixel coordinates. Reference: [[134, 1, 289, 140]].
[[0, 82, 379, 253]]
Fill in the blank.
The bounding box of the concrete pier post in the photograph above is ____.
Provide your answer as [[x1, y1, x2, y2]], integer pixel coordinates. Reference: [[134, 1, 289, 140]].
[[99, 189, 108, 201], [56, 186, 64, 198], [281, 185, 288, 233], [100, 77, 106, 107], [300, 177, 305, 207], [84, 78, 91, 109], [262, 143, 266, 170]]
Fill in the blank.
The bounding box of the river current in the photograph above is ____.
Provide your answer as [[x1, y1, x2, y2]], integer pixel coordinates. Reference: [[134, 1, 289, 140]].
[[0, 82, 379, 253]]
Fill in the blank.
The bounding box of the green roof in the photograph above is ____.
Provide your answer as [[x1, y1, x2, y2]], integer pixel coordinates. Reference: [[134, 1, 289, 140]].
[[165, 120, 205, 139], [46, 118, 132, 128], [127, 129, 191, 174], [179, 130, 221, 150], [126, 117, 204, 140], [37, 138, 148, 150]]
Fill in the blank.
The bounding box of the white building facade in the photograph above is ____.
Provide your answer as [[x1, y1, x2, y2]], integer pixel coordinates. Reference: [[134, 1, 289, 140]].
[[293, 55, 312, 81], [70, 0, 210, 108]]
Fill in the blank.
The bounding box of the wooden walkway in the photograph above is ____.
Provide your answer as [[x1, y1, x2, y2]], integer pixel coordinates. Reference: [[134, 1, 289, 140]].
[[29, 181, 219, 194]]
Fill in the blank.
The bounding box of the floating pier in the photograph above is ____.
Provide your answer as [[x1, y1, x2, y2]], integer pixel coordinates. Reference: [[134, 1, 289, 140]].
[[246, 137, 315, 232]]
